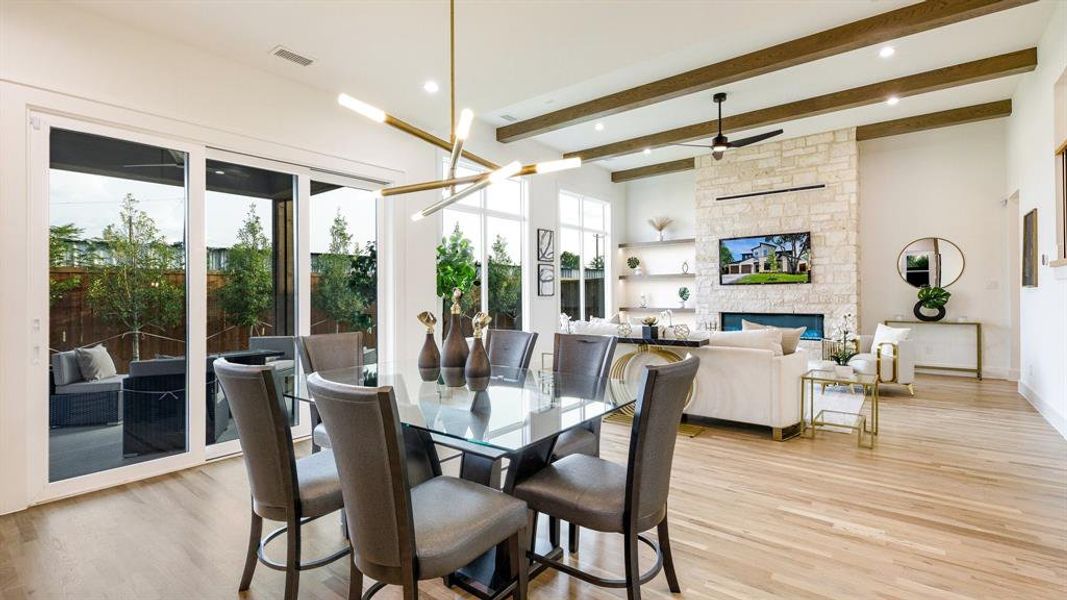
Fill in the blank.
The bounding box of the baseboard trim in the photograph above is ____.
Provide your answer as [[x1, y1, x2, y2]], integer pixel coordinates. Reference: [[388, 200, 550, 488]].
[[1019, 380, 1067, 440]]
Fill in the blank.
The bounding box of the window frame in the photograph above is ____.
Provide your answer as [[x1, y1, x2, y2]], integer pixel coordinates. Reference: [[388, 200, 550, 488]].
[[438, 157, 528, 330], [557, 190, 612, 321]]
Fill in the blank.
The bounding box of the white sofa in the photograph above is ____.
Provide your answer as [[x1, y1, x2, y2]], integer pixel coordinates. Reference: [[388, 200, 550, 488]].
[[686, 345, 808, 439]]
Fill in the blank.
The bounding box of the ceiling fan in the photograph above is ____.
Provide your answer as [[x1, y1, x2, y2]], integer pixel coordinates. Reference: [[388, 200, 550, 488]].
[[675, 92, 783, 160]]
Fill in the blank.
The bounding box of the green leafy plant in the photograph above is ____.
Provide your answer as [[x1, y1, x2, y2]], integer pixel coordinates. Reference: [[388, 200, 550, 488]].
[[219, 204, 273, 337], [918, 285, 951, 309], [487, 234, 521, 326], [829, 345, 857, 366], [678, 287, 690, 302], [626, 256, 640, 269], [49, 223, 83, 305], [87, 193, 183, 361], [559, 251, 579, 270], [313, 209, 369, 333], [641, 316, 658, 326], [436, 223, 479, 314]]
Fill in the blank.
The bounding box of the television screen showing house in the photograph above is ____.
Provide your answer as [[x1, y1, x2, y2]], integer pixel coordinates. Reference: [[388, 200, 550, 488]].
[[719, 233, 811, 285]]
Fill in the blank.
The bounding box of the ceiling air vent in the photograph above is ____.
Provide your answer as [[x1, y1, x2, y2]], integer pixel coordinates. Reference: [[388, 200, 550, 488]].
[[270, 45, 315, 67], [499, 114, 518, 122]]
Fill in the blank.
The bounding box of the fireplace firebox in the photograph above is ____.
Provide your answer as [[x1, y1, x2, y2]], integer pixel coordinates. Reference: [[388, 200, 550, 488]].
[[719, 312, 824, 340]]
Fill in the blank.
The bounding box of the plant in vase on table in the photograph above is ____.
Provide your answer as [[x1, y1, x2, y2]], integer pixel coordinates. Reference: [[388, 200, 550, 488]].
[[827, 312, 858, 378], [914, 285, 951, 322]]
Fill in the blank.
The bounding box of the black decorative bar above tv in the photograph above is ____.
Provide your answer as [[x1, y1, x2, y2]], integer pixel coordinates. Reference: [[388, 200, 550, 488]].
[[719, 231, 811, 285]]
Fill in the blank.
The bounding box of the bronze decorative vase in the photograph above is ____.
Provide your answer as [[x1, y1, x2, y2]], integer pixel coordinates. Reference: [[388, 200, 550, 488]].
[[416, 311, 440, 382], [465, 312, 492, 391], [441, 288, 469, 387]]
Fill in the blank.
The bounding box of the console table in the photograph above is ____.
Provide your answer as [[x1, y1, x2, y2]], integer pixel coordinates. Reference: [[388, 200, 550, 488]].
[[884, 320, 982, 380], [610, 336, 708, 423]]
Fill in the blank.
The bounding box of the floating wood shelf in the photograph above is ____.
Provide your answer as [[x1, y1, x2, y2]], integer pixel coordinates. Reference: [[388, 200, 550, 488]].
[[618, 273, 695, 280], [619, 307, 695, 313], [617, 238, 695, 249]]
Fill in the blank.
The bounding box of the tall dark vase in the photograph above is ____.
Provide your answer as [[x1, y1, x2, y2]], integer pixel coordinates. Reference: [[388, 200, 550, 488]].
[[418, 332, 441, 382], [441, 290, 469, 387], [466, 337, 490, 391]]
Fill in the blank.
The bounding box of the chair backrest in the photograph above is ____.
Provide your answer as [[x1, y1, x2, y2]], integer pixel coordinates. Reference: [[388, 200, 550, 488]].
[[485, 329, 538, 370], [307, 375, 415, 581], [298, 332, 364, 374], [249, 336, 296, 360], [552, 333, 617, 380], [214, 358, 298, 518], [625, 355, 699, 529]]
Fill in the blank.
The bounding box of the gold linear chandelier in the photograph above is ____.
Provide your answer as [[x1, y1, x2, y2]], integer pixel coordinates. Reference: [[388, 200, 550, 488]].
[[337, 0, 581, 221]]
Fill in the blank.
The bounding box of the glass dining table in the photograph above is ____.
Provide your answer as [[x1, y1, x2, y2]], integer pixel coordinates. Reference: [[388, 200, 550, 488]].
[[285, 360, 635, 598]]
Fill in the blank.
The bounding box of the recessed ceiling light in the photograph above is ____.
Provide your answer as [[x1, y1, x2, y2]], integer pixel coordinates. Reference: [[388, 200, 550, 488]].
[[879, 46, 896, 59], [423, 80, 439, 94], [643, 148, 652, 155], [214, 170, 225, 175], [886, 96, 900, 106], [594, 122, 605, 131]]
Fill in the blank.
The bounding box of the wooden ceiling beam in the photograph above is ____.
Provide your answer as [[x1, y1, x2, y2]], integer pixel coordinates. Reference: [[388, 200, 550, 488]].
[[855, 98, 1011, 140], [496, 0, 1036, 142], [570, 48, 1035, 162], [612, 99, 1015, 182]]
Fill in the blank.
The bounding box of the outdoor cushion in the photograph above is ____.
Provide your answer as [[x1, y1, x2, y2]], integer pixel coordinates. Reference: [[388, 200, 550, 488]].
[[52, 351, 82, 386], [75, 345, 118, 382], [54, 374, 127, 395]]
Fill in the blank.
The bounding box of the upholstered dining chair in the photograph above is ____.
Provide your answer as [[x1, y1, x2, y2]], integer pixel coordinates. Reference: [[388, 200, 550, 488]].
[[516, 355, 699, 600], [307, 374, 530, 600], [298, 332, 365, 452], [550, 332, 617, 552], [214, 359, 350, 600], [485, 329, 539, 370]]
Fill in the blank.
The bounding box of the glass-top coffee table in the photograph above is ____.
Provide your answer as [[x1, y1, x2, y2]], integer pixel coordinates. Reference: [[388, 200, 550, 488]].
[[800, 368, 879, 448]]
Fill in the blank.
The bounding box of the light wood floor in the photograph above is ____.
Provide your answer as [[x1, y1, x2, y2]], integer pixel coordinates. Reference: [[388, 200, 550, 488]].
[[2, 375, 1065, 599]]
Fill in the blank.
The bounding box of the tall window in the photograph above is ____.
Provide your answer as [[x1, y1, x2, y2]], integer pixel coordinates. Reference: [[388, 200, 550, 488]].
[[559, 191, 610, 321], [48, 128, 188, 481], [438, 160, 525, 332]]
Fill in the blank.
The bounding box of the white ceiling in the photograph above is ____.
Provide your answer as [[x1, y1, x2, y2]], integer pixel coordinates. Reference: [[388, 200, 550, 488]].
[[71, 0, 1056, 174]]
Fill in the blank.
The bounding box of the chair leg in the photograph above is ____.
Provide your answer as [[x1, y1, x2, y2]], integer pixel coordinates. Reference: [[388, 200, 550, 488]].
[[239, 510, 263, 591], [284, 515, 301, 600], [402, 581, 419, 599], [348, 561, 363, 600], [548, 516, 560, 549], [658, 517, 681, 593], [624, 530, 642, 600], [907, 383, 915, 396], [568, 523, 580, 554], [527, 511, 540, 554], [509, 528, 528, 600]]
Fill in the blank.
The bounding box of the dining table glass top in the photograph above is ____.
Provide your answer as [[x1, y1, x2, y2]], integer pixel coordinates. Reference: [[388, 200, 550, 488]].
[[286, 361, 634, 453]]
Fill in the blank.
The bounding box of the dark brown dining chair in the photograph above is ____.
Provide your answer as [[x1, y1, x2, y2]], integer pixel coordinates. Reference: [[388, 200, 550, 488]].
[[550, 332, 617, 552], [298, 332, 364, 452], [307, 374, 530, 600], [214, 359, 350, 600], [485, 329, 538, 370], [515, 355, 699, 600]]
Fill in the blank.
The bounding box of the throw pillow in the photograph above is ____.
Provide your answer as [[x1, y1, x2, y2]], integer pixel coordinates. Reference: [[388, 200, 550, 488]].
[[741, 320, 806, 355], [75, 345, 118, 382], [707, 329, 784, 356], [872, 323, 910, 357]]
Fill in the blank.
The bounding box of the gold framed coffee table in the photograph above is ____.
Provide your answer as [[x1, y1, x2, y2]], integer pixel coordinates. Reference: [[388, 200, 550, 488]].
[[800, 369, 879, 448]]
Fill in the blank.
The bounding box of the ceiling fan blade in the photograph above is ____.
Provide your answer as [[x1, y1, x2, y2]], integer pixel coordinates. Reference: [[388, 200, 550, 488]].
[[672, 143, 715, 148], [727, 129, 784, 148], [712, 150, 725, 161]]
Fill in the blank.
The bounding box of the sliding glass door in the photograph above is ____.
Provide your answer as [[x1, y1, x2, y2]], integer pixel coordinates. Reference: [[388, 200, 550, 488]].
[[47, 127, 189, 482]]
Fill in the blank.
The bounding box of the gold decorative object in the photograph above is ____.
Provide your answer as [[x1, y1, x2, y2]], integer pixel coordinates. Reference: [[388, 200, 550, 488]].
[[336, 0, 581, 221], [641, 316, 658, 326], [416, 311, 441, 382], [471, 312, 491, 338], [417, 311, 438, 332]]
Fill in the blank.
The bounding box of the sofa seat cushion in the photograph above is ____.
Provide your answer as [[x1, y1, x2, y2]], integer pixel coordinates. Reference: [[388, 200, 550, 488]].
[[54, 374, 127, 395], [411, 476, 528, 578], [849, 353, 878, 376]]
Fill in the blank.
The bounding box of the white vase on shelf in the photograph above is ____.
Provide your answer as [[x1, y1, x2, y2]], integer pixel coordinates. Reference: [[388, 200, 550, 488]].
[[633, 266, 644, 277]]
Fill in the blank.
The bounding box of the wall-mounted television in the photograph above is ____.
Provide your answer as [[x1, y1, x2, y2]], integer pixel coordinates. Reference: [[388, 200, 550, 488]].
[[719, 232, 812, 285]]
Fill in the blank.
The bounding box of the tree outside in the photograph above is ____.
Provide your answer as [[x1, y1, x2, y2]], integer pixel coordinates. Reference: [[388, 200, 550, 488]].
[[719, 243, 735, 269], [767, 247, 780, 272], [313, 210, 368, 333], [86, 193, 184, 361], [218, 203, 273, 337], [560, 251, 580, 270], [49, 223, 83, 305], [771, 233, 810, 274], [487, 234, 521, 329]]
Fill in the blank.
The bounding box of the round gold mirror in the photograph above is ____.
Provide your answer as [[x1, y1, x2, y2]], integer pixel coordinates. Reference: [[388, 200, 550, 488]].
[[897, 237, 964, 288]]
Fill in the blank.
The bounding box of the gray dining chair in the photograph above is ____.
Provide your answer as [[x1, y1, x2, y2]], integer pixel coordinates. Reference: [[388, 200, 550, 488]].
[[485, 329, 538, 370], [214, 359, 350, 600], [550, 332, 617, 552], [307, 374, 530, 600], [516, 355, 699, 600], [298, 332, 364, 452]]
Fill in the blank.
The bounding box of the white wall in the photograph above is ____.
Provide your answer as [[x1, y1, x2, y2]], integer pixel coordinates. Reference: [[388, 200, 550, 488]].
[[0, 1, 623, 513], [1006, 1, 1067, 437], [624, 171, 695, 243], [859, 119, 1015, 380]]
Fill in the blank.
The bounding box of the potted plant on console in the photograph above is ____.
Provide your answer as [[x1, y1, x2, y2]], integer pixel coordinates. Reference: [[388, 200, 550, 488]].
[[914, 285, 951, 322]]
